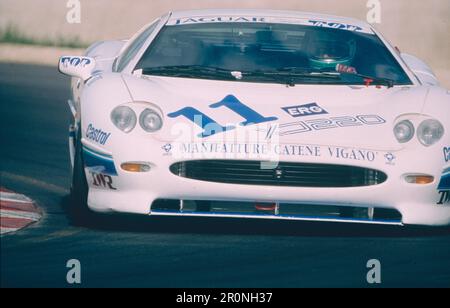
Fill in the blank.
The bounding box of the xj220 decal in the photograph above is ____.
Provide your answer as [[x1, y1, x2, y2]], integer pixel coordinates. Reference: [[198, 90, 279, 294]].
[[276, 114, 386, 137]]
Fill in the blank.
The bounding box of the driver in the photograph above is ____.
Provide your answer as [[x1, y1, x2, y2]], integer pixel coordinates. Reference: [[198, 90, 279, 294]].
[[306, 31, 357, 71]]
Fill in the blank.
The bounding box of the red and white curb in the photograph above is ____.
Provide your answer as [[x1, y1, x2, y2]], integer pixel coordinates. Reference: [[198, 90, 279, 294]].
[[0, 187, 42, 235]]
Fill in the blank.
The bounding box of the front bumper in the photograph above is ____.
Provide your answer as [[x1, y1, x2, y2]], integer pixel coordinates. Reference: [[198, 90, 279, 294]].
[[82, 139, 450, 226]]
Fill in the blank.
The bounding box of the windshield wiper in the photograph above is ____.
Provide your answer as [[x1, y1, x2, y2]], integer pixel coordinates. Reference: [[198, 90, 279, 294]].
[[278, 67, 395, 88], [243, 69, 341, 86], [142, 65, 394, 87], [142, 65, 235, 78], [142, 65, 341, 86]]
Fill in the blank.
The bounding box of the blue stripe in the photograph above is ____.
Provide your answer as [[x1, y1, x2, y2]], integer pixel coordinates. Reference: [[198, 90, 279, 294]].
[[82, 145, 113, 159], [438, 173, 450, 190], [83, 148, 117, 176], [83, 147, 113, 161]]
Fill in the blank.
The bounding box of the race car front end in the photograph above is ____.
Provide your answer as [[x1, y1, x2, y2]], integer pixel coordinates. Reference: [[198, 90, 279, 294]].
[[79, 75, 450, 227], [82, 136, 450, 226]]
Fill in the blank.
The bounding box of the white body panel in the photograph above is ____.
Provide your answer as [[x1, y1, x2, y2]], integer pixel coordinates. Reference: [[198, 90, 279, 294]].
[[63, 9, 450, 226]]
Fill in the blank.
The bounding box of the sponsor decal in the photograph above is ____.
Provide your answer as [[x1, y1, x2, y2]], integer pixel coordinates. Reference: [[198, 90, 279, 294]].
[[309, 20, 364, 32], [167, 141, 378, 162], [282, 103, 328, 118], [275, 114, 386, 138], [437, 167, 450, 191], [437, 167, 450, 205], [179, 142, 273, 156], [89, 172, 116, 190], [86, 124, 111, 145], [166, 16, 373, 34], [328, 147, 377, 162], [60, 56, 91, 68], [162, 143, 173, 154], [172, 16, 266, 25], [168, 95, 278, 138], [82, 145, 118, 176], [274, 144, 321, 157], [384, 152, 396, 165], [444, 147, 450, 163], [437, 191, 450, 205]]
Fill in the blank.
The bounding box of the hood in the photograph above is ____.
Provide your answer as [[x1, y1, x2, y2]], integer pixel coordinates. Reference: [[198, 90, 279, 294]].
[[123, 74, 428, 151]]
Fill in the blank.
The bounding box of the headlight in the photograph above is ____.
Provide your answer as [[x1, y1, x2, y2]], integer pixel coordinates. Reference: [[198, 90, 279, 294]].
[[417, 119, 444, 146], [111, 106, 136, 133], [394, 120, 415, 143], [139, 108, 163, 132]]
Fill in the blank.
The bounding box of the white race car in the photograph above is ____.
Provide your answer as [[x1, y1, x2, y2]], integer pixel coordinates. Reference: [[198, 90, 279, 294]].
[[59, 9, 450, 226]]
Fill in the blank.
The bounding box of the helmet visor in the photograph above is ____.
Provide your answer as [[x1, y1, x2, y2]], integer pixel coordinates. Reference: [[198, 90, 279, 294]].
[[308, 40, 351, 61]]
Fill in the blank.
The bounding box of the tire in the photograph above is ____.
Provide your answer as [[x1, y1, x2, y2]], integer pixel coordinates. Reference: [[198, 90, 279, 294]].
[[69, 126, 91, 222]]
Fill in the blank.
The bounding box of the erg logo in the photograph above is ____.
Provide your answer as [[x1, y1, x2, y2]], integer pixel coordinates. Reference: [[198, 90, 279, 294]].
[[282, 103, 328, 118]]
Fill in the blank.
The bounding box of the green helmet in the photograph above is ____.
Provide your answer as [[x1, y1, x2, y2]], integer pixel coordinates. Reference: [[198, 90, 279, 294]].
[[307, 35, 356, 70]]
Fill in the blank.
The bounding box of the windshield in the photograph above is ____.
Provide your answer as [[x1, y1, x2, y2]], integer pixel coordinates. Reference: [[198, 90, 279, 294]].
[[135, 22, 412, 85]]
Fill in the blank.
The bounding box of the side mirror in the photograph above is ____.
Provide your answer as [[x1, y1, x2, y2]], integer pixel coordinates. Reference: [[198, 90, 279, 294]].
[[58, 56, 96, 81], [400, 53, 439, 86]]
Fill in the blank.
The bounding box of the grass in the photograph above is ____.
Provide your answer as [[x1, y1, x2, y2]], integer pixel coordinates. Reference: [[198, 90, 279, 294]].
[[0, 24, 90, 49]]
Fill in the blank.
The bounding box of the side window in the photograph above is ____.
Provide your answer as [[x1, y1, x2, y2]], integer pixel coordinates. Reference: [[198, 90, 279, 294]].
[[116, 20, 160, 72]]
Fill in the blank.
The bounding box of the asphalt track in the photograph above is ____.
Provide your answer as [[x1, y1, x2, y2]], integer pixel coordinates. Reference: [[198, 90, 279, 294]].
[[0, 62, 450, 288]]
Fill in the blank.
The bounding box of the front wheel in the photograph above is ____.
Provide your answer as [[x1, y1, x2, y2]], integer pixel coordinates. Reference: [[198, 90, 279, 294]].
[[69, 126, 91, 223]]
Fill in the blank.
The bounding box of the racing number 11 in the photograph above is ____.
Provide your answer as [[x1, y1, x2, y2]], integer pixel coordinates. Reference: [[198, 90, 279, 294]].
[[168, 95, 278, 137]]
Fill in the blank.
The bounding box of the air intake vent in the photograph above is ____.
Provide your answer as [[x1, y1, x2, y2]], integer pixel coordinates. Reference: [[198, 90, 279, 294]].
[[170, 160, 387, 188]]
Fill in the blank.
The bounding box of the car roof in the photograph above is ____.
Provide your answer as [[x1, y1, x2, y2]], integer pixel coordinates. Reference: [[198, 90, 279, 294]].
[[168, 9, 372, 31]]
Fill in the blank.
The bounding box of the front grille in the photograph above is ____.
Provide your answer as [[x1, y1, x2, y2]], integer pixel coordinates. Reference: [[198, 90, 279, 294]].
[[170, 160, 387, 188]]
